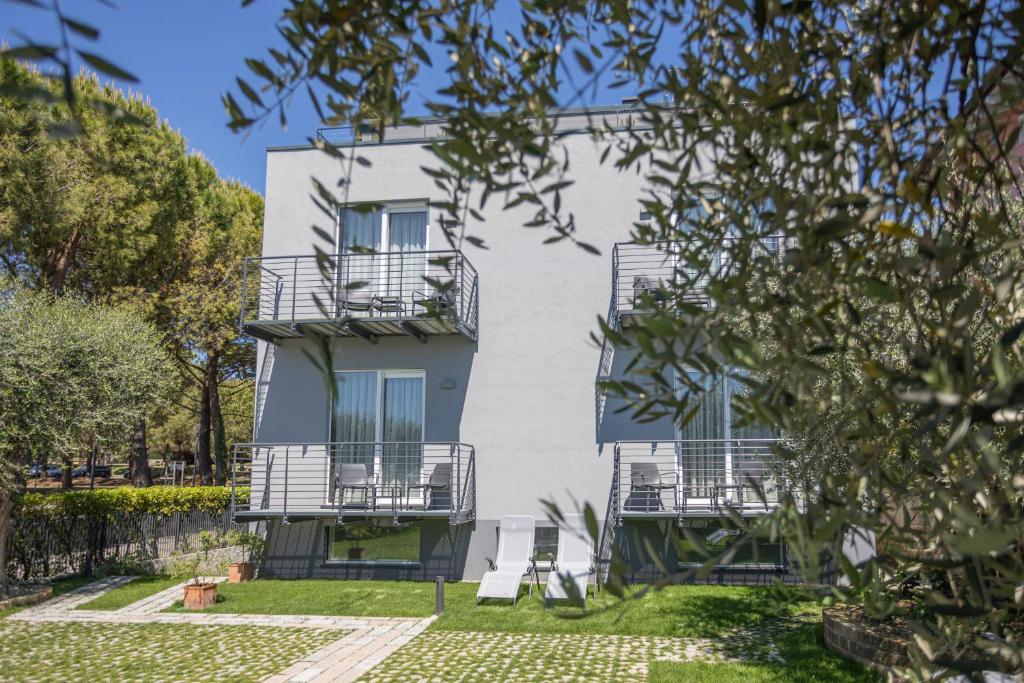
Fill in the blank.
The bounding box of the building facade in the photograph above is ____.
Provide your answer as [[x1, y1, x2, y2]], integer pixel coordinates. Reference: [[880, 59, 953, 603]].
[[236, 106, 788, 583]]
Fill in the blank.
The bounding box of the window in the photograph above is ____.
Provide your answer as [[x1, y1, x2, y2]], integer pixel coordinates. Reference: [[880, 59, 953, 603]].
[[330, 370, 425, 490], [675, 519, 785, 567], [533, 527, 559, 564], [326, 521, 420, 564]]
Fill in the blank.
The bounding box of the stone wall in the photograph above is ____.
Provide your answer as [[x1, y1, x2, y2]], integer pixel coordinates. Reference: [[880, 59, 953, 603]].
[[144, 545, 245, 576], [823, 606, 910, 673]]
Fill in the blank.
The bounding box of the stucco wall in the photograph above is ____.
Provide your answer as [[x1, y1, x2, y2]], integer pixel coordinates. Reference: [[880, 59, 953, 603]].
[[255, 125, 677, 579]]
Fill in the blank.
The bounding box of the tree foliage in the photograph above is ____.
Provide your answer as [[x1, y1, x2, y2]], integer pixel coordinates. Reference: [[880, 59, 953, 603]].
[[224, 0, 1024, 675]]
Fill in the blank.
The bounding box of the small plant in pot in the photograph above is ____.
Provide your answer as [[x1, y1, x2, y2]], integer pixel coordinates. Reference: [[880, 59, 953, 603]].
[[182, 531, 220, 610], [225, 530, 265, 583]]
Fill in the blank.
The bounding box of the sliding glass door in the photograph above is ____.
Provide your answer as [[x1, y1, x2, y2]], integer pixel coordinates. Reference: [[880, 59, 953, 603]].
[[337, 206, 427, 311], [330, 370, 424, 501]]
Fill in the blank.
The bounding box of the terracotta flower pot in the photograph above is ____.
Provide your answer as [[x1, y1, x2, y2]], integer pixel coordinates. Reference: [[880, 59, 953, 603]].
[[183, 582, 218, 610], [228, 562, 255, 583]]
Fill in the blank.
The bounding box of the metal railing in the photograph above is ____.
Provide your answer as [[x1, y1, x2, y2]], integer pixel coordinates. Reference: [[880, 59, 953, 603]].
[[239, 251, 479, 340], [611, 238, 786, 321], [230, 441, 476, 525], [611, 439, 786, 525]]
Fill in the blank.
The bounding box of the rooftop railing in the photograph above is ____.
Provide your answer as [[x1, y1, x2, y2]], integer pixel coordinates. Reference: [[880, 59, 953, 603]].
[[239, 251, 479, 342], [230, 441, 476, 525], [611, 439, 788, 525]]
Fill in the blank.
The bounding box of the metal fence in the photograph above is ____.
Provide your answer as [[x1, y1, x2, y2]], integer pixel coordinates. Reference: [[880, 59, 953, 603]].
[[6, 508, 242, 580], [231, 441, 476, 525], [611, 439, 787, 524], [239, 251, 479, 341]]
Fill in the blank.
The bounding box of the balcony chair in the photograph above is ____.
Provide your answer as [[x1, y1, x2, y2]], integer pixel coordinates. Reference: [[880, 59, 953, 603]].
[[544, 514, 595, 607], [407, 462, 452, 511], [412, 290, 452, 316], [625, 462, 678, 513], [337, 287, 374, 315], [632, 275, 667, 307], [476, 516, 537, 605], [335, 462, 375, 510]]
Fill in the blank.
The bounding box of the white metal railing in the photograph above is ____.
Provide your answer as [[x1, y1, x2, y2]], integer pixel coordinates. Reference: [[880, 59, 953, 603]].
[[230, 441, 475, 525], [611, 439, 786, 524]]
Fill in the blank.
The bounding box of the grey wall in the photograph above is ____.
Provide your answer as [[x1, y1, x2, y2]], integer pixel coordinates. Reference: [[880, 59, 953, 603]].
[[256, 124, 678, 579]]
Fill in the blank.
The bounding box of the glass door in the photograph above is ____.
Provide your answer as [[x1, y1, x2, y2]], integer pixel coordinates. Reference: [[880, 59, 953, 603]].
[[338, 208, 383, 313], [331, 370, 424, 505]]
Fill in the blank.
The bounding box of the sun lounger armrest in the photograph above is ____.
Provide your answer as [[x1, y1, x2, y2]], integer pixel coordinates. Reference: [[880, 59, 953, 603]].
[[485, 556, 497, 571]]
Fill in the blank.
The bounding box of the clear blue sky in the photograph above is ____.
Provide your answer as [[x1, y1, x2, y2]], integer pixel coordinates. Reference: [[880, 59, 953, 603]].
[[4, 2, 631, 194]]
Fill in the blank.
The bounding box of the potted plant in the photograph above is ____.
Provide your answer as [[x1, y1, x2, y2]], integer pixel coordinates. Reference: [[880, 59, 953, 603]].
[[226, 530, 264, 583], [183, 531, 220, 610]]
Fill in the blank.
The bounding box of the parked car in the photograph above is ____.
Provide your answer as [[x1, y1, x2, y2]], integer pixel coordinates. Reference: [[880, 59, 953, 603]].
[[71, 465, 89, 477], [27, 464, 42, 478], [45, 465, 63, 478], [92, 464, 112, 478]]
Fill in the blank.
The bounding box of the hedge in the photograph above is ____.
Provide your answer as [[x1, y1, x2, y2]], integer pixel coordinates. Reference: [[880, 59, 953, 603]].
[[14, 486, 250, 518]]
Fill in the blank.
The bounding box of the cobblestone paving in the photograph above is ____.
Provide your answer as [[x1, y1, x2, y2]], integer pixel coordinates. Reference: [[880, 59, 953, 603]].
[[5, 577, 430, 683], [360, 614, 819, 682], [0, 620, 342, 683]]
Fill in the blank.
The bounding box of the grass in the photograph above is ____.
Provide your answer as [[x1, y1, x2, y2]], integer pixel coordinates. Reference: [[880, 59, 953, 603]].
[[0, 575, 94, 620], [76, 575, 182, 611], [648, 624, 881, 682], [161, 578, 815, 638], [0, 620, 341, 682]]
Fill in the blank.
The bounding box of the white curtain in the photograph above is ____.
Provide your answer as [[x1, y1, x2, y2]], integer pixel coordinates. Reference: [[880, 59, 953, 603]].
[[340, 208, 382, 300], [382, 376, 424, 486], [677, 370, 726, 492], [385, 211, 427, 300], [332, 371, 378, 471]]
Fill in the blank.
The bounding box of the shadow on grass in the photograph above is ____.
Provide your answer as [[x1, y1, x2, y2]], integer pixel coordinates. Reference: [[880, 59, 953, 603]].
[[648, 625, 881, 682]]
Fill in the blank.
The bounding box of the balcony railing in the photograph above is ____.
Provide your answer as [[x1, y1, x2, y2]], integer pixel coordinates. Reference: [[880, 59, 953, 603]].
[[230, 441, 476, 525], [610, 238, 785, 325], [611, 439, 787, 524], [239, 251, 479, 343]]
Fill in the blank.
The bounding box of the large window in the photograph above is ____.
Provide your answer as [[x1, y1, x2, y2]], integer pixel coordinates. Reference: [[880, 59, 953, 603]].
[[326, 521, 421, 564], [330, 370, 425, 489], [675, 518, 785, 567]]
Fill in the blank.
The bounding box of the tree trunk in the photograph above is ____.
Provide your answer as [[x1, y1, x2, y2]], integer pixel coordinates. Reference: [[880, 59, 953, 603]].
[[211, 368, 228, 486], [61, 459, 72, 490], [0, 485, 13, 599], [195, 355, 216, 486], [131, 419, 152, 487], [45, 227, 83, 294]]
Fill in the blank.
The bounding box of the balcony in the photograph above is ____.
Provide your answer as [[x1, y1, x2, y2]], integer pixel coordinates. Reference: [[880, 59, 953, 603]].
[[230, 442, 476, 525], [609, 238, 785, 327], [610, 439, 788, 524], [239, 251, 479, 343]]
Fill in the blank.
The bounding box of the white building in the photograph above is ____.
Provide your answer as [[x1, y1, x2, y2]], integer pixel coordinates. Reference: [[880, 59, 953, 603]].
[[235, 105, 787, 582]]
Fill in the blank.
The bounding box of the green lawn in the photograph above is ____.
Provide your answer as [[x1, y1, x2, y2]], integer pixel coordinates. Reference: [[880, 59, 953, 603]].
[[162, 578, 814, 638], [76, 575, 182, 611], [648, 624, 880, 682]]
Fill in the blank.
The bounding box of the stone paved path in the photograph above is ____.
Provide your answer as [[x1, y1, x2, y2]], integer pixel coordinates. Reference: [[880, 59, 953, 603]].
[[9, 576, 431, 683]]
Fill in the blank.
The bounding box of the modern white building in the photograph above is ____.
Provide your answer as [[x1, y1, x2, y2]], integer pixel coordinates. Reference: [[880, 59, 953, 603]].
[[234, 105, 787, 583]]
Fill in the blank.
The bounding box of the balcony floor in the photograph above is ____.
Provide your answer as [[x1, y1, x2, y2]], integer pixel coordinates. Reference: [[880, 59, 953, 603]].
[[242, 315, 473, 344]]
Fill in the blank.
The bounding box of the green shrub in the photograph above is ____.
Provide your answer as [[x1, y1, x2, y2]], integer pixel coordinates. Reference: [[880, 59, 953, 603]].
[[14, 486, 250, 518]]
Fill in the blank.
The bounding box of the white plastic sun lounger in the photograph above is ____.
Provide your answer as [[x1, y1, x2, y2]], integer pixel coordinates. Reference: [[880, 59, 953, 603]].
[[476, 515, 536, 605], [544, 514, 595, 605]]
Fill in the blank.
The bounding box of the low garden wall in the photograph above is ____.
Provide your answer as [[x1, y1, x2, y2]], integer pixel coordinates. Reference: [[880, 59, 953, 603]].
[[6, 486, 249, 580], [823, 604, 911, 672]]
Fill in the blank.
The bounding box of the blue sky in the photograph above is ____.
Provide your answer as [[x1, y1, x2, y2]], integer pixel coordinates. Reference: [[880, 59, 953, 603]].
[[3, 2, 630, 194]]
